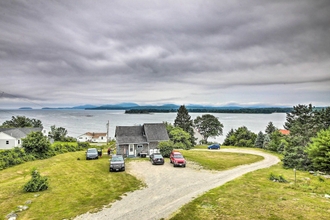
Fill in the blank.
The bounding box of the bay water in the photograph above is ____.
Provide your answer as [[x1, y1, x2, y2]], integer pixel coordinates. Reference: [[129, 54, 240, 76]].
[[0, 109, 287, 144]]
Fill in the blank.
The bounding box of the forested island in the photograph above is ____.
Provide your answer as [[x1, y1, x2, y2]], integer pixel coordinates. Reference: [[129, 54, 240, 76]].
[[125, 107, 293, 114]]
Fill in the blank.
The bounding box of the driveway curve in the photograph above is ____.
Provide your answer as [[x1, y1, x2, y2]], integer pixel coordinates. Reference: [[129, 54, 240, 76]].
[[74, 149, 280, 220]]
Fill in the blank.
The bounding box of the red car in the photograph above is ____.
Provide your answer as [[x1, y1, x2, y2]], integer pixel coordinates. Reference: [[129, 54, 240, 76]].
[[170, 151, 186, 167]]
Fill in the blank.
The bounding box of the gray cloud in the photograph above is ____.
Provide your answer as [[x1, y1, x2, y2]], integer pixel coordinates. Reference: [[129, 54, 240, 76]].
[[0, 0, 329, 108]]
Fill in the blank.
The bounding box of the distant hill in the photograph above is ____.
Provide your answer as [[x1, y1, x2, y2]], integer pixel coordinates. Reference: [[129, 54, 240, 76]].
[[19, 107, 33, 110]]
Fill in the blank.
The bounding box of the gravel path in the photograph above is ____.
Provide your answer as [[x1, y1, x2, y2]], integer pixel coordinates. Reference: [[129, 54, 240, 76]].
[[74, 149, 280, 220]]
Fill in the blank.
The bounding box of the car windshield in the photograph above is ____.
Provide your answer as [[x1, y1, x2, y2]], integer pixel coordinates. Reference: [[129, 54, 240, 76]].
[[112, 157, 123, 162], [174, 154, 183, 158], [88, 149, 97, 153], [154, 155, 163, 158]]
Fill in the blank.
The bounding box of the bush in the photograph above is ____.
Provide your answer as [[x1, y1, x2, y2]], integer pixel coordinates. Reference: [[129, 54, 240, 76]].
[[158, 141, 174, 157], [269, 173, 288, 183], [23, 169, 49, 192]]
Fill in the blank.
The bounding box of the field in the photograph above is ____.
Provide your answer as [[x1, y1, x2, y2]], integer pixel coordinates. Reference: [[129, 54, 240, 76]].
[[1, 148, 329, 219], [170, 160, 330, 219], [0, 151, 143, 220]]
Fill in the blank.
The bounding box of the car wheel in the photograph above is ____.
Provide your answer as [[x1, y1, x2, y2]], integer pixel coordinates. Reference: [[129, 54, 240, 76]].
[[152, 161, 155, 165], [173, 163, 175, 167], [183, 164, 186, 168], [122, 168, 125, 171], [109, 168, 112, 172]]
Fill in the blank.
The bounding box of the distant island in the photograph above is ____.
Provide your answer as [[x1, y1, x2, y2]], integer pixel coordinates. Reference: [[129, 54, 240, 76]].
[[19, 107, 33, 110], [84, 103, 294, 114], [36, 103, 327, 114], [125, 107, 293, 114]]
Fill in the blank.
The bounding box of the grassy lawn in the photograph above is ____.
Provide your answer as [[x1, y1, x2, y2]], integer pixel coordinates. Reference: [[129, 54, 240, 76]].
[[0, 151, 143, 220], [182, 149, 264, 170], [194, 145, 235, 149], [170, 156, 330, 219]]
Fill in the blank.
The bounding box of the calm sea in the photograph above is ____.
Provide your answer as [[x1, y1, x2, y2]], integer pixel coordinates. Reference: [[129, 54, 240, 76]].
[[0, 109, 287, 143]]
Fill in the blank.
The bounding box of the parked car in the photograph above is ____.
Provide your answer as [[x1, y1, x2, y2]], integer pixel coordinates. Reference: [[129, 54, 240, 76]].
[[208, 144, 220, 150], [150, 153, 165, 165], [170, 151, 186, 167], [86, 148, 99, 160], [109, 155, 125, 172]]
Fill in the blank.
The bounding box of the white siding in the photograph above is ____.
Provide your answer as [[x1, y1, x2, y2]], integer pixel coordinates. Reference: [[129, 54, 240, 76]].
[[0, 132, 17, 149]]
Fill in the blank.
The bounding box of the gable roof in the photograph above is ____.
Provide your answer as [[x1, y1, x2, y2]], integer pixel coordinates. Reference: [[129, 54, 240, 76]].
[[84, 132, 107, 138], [279, 129, 290, 135], [115, 125, 147, 144], [115, 123, 169, 144], [143, 123, 169, 141], [0, 127, 43, 139]]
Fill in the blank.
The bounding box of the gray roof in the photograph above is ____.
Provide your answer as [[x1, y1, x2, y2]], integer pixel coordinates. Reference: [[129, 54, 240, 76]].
[[115, 123, 169, 144], [115, 125, 147, 144], [143, 123, 169, 141], [0, 127, 43, 139]]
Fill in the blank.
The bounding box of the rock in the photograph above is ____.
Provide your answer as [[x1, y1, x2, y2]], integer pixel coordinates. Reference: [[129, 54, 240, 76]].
[[25, 200, 32, 205], [17, 205, 28, 212], [325, 194, 330, 199], [6, 212, 17, 220], [323, 175, 330, 179], [309, 171, 315, 174]]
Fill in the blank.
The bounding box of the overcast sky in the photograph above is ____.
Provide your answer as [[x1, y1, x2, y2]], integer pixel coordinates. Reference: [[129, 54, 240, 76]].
[[1, 0, 330, 109]]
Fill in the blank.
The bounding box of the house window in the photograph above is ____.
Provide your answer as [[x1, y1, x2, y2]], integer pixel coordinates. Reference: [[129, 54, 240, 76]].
[[137, 145, 143, 149], [18, 140, 20, 144], [101, 137, 103, 140], [6, 140, 9, 144]]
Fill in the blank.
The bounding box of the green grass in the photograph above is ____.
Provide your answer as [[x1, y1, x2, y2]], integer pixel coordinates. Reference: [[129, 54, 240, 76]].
[[182, 149, 264, 170], [0, 151, 143, 220], [170, 160, 330, 219], [193, 145, 235, 149]]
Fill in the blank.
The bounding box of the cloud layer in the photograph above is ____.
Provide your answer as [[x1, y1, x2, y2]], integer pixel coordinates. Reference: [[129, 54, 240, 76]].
[[1, 0, 330, 108]]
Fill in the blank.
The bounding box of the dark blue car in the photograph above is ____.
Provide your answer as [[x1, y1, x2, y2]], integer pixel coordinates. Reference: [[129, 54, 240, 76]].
[[207, 144, 220, 150]]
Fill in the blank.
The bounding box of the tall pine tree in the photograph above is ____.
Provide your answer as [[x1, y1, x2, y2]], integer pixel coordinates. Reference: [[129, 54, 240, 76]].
[[174, 105, 196, 146]]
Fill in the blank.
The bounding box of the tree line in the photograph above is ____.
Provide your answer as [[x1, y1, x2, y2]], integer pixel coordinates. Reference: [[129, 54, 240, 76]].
[[125, 107, 293, 114], [158, 104, 330, 173]]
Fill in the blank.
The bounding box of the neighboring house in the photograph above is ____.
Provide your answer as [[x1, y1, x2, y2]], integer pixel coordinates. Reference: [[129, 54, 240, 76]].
[[0, 127, 45, 150], [279, 129, 290, 135], [77, 132, 108, 143], [115, 123, 169, 158]]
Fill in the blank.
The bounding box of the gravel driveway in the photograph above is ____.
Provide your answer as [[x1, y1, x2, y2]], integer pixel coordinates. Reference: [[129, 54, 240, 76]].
[[74, 149, 280, 220]]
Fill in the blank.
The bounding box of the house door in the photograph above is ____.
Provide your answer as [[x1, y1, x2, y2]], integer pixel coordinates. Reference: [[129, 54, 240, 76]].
[[128, 144, 135, 156]]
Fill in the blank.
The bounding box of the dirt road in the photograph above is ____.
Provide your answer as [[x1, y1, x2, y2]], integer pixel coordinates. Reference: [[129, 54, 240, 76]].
[[74, 149, 280, 220]]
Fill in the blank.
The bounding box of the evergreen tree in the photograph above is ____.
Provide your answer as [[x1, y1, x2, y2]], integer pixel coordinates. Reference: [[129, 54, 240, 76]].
[[265, 121, 276, 134], [306, 128, 330, 172], [223, 129, 235, 146], [174, 105, 196, 146], [263, 134, 270, 149], [284, 104, 319, 146], [255, 131, 264, 148]]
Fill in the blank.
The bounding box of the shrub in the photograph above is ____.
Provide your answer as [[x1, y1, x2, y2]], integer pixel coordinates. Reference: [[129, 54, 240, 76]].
[[23, 169, 49, 192], [158, 141, 174, 157], [269, 173, 288, 183]]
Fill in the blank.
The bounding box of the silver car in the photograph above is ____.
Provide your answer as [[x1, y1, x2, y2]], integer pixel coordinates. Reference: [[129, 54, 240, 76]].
[[109, 155, 125, 172], [86, 148, 99, 160]]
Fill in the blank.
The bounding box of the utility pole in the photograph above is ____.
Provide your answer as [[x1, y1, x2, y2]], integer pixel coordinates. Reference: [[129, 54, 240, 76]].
[[106, 120, 109, 145]]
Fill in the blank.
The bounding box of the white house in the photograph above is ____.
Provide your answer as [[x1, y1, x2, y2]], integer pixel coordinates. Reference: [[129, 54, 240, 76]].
[[77, 132, 108, 143], [0, 127, 45, 150]]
